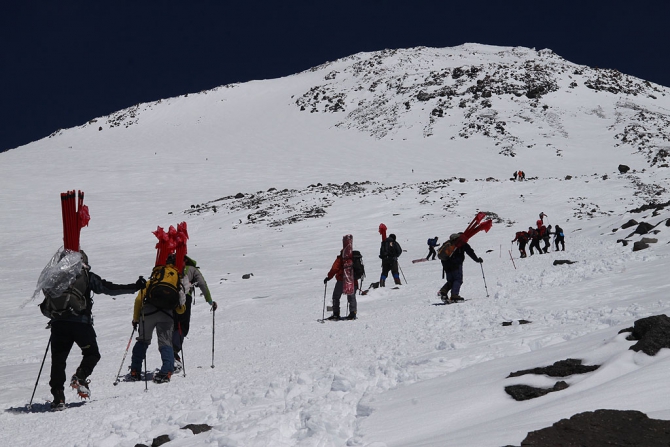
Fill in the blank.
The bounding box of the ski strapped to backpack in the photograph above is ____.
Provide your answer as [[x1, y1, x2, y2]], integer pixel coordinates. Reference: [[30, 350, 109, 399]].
[[439, 212, 493, 260], [35, 190, 91, 318], [144, 222, 189, 310]]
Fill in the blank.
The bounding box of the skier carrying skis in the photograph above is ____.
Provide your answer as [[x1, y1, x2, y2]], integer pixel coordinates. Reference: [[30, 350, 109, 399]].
[[129, 254, 182, 384], [323, 250, 358, 320], [426, 236, 439, 261], [46, 250, 145, 410], [439, 233, 483, 302], [172, 255, 217, 372], [379, 233, 402, 286]]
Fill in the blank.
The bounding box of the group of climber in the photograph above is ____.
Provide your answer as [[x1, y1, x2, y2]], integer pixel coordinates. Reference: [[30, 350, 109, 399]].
[[512, 212, 565, 258]]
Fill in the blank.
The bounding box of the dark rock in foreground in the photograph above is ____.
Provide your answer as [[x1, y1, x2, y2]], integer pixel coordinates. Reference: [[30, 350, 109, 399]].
[[505, 381, 568, 401], [553, 260, 576, 265], [620, 314, 670, 356], [518, 409, 670, 446]]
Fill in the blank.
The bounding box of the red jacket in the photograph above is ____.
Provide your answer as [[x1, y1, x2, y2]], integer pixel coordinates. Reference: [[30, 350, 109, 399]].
[[327, 256, 344, 282]]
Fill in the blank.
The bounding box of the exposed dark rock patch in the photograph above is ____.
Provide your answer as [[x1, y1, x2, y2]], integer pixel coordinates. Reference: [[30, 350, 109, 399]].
[[182, 424, 213, 435], [618, 164, 630, 173], [152, 435, 171, 447], [620, 314, 670, 356], [516, 409, 670, 446], [508, 358, 599, 378], [621, 219, 638, 229], [502, 320, 531, 326], [634, 221, 654, 235], [553, 260, 576, 265], [505, 381, 568, 401], [632, 241, 650, 251], [617, 239, 629, 246]]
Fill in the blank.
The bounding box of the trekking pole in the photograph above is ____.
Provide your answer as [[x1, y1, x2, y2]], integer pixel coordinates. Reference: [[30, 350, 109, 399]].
[[178, 323, 186, 377], [28, 335, 51, 410], [398, 261, 407, 284], [142, 313, 148, 392], [320, 283, 327, 322], [211, 307, 215, 368], [508, 250, 517, 270], [480, 263, 490, 297], [113, 328, 136, 386]]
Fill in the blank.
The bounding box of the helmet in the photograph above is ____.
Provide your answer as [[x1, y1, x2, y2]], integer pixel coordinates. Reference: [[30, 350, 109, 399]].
[[450, 233, 460, 241], [388, 233, 396, 241]]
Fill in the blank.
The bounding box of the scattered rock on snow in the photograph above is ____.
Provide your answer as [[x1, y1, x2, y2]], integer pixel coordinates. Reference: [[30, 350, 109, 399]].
[[504, 381, 568, 401], [620, 219, 638, 229], [632, 241, 650, 251], [620, 314, 670, 356], [242, 273, 254, 279], [508, 358, 599, 378], [502, 320, 531, 326], [553, 260, 576, 265], [514, 409, 670, 446], [618, 164, 631, 173], [640, 237, 658, 244], [634, 221, 654, 234], [181, 424, 213, 435]]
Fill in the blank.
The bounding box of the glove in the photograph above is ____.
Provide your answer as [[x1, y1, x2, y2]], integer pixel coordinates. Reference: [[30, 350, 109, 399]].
[[135, 276, 146, 290], [323, 277, 329, 284], [210, 301, 218, 312], [477, 257, 484, 264], [132, 320, 138, 330]]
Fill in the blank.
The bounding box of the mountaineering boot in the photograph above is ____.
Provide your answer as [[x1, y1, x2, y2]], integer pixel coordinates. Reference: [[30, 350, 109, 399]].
[[379, 279, 386, 287], [451, 295, 465, 302], [51, 388, 66, 411], [70, 375, 91, 399], [346, 311, 357, 320], [153, 371, 172, 384], [393, 277, 402, 285], [128, 369, 141, 381], [439, 290, 450, 303], [326, 311, 340, 321]]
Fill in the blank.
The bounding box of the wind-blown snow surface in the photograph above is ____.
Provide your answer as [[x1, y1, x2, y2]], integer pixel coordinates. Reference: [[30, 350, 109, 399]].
[[1, 44, 670, 446]]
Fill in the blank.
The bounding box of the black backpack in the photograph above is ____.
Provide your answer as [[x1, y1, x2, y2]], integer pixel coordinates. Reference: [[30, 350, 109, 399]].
[[352, 250, 365, 280], [40, 269, 89, 319]]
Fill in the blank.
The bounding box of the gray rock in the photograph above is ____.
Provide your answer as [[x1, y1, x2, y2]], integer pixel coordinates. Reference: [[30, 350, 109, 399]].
[[640, 237, 658, 244], [632, 241, 649, 251], [634, 222, 654, 234], [618, 164, 630, 173]]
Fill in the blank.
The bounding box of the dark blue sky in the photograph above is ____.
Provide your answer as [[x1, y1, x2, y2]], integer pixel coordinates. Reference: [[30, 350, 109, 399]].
[[2, 1, 668, 152]]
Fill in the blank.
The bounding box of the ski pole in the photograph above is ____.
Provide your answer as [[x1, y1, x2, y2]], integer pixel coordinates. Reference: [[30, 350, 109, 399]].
[[398, 261, 407, 284], [113, 328, 135, 386], [178, 323, 186, 377], [28, 335, 51, 410], [211, 307, 215, 368], [480, 263, 490, 297]]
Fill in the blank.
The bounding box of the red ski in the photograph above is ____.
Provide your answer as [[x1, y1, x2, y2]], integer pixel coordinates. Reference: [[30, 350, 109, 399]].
[[342, 234, 354, 295]]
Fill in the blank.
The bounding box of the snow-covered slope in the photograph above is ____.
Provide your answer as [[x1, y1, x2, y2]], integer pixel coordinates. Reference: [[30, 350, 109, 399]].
[[1, 44, 669, 446]]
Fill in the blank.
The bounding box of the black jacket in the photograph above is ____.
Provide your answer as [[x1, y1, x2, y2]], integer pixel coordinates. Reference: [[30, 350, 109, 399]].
[[53, 271, 139, 323], [441, 242, 479, 272], [379, 239, 402, 261]]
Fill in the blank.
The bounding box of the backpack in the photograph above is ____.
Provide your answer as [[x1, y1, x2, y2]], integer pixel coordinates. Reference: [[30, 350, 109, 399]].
[[515, 231, 528, 242], [144, 264, 182, 310], [352, 250, 365, 280], [437, 240, 457, 260], [40, 268, 89, 319]]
